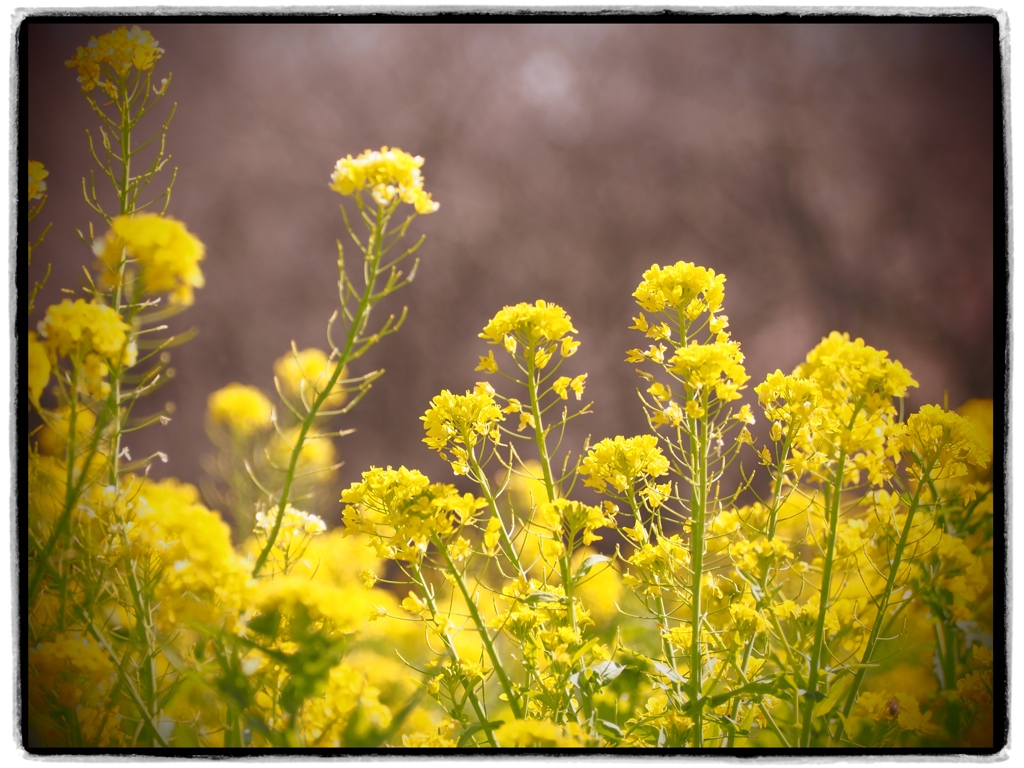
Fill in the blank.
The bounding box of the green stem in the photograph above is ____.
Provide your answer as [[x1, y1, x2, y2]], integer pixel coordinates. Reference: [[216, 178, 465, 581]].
[[253, 205, 390, 577], [836, 459, 935, 740], [410, 563, 500, 746], [688, 404, 709, 746], [433, 538, 524, 719], [799, 450, 849, 748]]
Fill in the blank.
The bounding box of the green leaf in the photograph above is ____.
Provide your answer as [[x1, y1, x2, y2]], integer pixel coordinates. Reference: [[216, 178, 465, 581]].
[[524, 592, 564, 604], [458, 720, 505, 747], [812, 676, 853, 720], [575, 554, 611, 581]]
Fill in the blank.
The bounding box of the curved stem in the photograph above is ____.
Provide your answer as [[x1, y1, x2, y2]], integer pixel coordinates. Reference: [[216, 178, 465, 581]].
[[253, 204, 390, 577]]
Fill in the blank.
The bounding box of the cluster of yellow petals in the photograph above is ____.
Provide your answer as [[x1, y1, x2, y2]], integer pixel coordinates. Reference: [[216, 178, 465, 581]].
[[329, 146, 439, 214], [94, 214, 206, 307], [28, 160, 48, 201], [207, 383, 273, 436], [632, 261, 725, 318], [421, 384, 504, 475], [579, 434, 669, 497], [36, 299, 137, 400], [667, 338, 749, 404], [341, 466, 485, 562], [479, 300, 579, 370], [28, 634, 123, 746], [274, 348, 348, 410], [65, 26, 164, 94], [897, 404, 992, 481]]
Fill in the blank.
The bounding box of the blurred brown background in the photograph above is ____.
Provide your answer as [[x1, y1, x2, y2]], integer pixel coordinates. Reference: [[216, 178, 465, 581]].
[[24, 19, 999, 508]]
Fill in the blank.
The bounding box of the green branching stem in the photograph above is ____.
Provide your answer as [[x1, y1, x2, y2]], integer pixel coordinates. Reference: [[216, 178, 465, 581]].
[[410, 562, 501, 747], [798, 400, 863, 748], [688, 393, 710, 747], [835, 454, 937, 740], [433, 537, 524, 720], [252, 202, 408, 577]]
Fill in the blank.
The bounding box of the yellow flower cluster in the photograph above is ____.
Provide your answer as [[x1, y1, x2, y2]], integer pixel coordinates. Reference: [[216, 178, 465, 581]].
[[479, 300, 579, 370], [28, 332, 51, 409], [253, 505, 327, 570], [207, 383, 273, 436], [855, 691, 937, 735], [329, 146, 439, 214], [28, 634, 123, 746], [667, 338, 749, 403], [38, 299, 131, 362], [632, 261, 726, 318], [28, 160, 48, 200], [274, 348, 348, 410], [797, 331, 918, 416], [728, 536, 794, 580], [65, 26, 164, 93], [579, 434, 669, 499], [622, 534, 690, 599], [421, 385, 504, 474], [128, 479, 251, 632], [341, 466, 485, 561], [897, 404, 992, 481], [94, 213, 206, 306], [535, 498, 613, 552], [37, 299, 136, 399]]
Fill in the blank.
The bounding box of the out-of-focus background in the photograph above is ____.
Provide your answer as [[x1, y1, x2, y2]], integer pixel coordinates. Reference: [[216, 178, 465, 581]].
[[24, 20, 998, 506]]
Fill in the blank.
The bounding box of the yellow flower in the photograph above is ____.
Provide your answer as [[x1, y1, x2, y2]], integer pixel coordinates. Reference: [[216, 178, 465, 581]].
[[28, 633, 123, 746], [580, 434, 669, 496], [273, 348, 347, 410], [207, 383, 273, 436], [493, 718, 588, 747], [330, 147, 438, 214], [633, 262, 726, 317], [421, 388, 503, 465], [66, 26, 164, 92], [38, 299, 132, 363], [667, 338, 749, 403], [28, 332, 51, 409], [480, 300, 577, 354], [94, 214, 205, 306], [341, 466, 485, 562], [28, 160, 48, 200]]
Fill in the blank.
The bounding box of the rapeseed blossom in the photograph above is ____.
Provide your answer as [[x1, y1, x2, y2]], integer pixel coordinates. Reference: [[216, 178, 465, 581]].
[[330, 147, 438, 214], [66, 26, 163, 93], [28, 160, 48, 200], [579, 435, 669, 497], [633, 261, 726, 318], [479, 300, 577, 367], [421, 387, 503, 474], [28, 332, 51, 409], [207, 383, 273, 436], [274, 348, 347, 410], [341, 466, 485, 561], [94, 214, 205, 306]]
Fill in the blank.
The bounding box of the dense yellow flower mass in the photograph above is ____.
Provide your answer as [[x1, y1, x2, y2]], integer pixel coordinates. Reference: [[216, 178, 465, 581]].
[[341, 466, 486, 561], [65, 26, 163, 93], [94, 214, 206, 306], [330, 146, 439, 214], [27, 26, 1001, 747], [579, 434, 669, 497]]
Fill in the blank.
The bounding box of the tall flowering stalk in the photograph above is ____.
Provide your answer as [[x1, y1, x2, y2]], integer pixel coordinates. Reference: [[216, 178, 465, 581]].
[[250, 147, 438, 577]]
